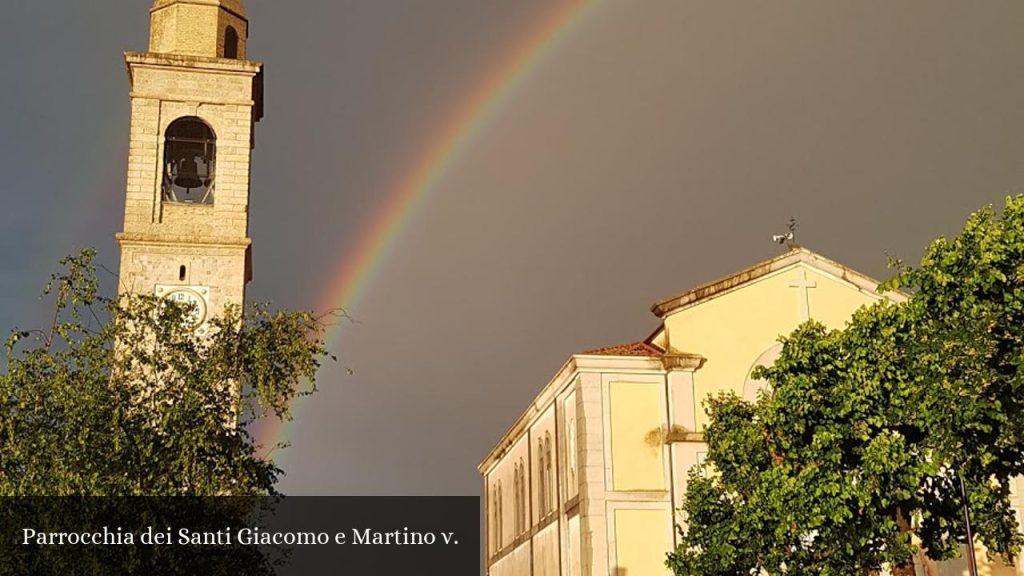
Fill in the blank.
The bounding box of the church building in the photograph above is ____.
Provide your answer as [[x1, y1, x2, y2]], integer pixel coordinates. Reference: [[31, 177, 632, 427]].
[[479, 247, 1024, 576], [116, 0, 262, 329]]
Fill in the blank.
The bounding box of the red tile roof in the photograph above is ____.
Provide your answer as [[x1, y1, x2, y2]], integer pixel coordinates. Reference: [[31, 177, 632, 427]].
[[579, 341, 664, 357]]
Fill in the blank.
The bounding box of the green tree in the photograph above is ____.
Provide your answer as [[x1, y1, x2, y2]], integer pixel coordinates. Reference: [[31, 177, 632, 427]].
[[0, 249, 330, 496], [669, 197, 1024, 575]]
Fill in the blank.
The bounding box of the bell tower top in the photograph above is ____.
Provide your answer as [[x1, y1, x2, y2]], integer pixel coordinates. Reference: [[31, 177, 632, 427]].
[[152, 0, 244, 12], [117, 0, 262, 324], [149, 0, 248, 59]]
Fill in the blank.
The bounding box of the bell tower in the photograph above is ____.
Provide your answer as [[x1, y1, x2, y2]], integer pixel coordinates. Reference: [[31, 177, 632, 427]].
[[117, 0, 263, 333]]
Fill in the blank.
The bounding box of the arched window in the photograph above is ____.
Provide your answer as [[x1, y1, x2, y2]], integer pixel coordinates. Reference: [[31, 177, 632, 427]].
[[744, 344, 783, 403], [523, 459, 529, 530], [224, 26, 240, 59], [520, 461, 528, 528], [544, 433, 554, 513], [512, 464, 521, 536], [497, 479, 505, 545], [567, 418, 577, 493], [163, 117, 216, 204], [516, 457, 524, 532], [537, 439, 546, 516], [491, 486, 498, 555]]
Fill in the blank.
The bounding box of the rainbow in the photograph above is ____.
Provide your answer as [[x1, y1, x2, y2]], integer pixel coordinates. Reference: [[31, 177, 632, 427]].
[[261, 0, 603, 467]]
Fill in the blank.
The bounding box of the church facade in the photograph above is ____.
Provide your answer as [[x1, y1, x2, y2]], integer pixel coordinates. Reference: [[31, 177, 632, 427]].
[[116, 0, 262, 327], [479, 247, 1024, 576]]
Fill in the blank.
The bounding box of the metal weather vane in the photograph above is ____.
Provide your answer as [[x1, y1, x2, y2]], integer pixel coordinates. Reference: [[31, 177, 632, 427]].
[[772, 218, 799, 248]]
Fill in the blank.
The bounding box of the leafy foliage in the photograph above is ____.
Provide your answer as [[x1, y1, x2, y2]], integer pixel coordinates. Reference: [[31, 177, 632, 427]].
[[669, 197, 1024, 575], [0, 250, 330, 496]]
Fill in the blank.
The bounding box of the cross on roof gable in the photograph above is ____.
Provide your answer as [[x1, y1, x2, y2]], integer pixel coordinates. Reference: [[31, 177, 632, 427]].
[[649, 246, 905, 319]]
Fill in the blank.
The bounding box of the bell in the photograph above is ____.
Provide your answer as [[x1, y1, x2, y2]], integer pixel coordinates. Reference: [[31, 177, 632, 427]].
[[174, 157, 203, 190]]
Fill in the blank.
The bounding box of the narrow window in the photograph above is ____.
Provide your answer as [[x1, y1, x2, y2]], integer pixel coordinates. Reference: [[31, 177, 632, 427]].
[[519, 463, 525, 533], [163, 117, 216, 204], [545, 433, 554, 513], [514, 464, 519, 534], [567, 418, 577, 492], [540, 436, 548, 512], [519, 458, 527, 532], [178, 265, 186, 281], [491, 479, 499, 545], [224, 26, 239, 59], [512, 465, 519, 536], [491, 487, 498, 555]]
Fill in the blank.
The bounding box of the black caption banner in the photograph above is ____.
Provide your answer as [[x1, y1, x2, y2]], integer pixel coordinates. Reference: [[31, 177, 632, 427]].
[[0, 496, 479, 575]]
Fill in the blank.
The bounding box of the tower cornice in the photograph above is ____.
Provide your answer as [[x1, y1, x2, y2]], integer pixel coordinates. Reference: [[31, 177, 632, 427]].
[[116, 233, 252, 250], [125, 51, 262, 75]]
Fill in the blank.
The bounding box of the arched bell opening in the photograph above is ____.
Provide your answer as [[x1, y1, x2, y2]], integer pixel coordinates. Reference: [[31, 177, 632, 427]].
[[162, 117, 216, 204]]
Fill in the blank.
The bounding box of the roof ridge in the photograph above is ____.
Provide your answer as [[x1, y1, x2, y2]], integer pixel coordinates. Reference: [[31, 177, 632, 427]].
[[650, 246, 898, 318]]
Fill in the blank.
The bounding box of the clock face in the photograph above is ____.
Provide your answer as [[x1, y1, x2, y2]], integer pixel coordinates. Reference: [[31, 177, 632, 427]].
[[156, 285, 209, 333]]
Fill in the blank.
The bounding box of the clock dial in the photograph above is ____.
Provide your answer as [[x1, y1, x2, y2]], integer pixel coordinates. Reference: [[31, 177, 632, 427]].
[[156, 286, 209, 332]]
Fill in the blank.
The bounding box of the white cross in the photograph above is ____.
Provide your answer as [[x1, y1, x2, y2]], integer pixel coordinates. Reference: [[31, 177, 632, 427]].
[[789, 269, 817, 322]]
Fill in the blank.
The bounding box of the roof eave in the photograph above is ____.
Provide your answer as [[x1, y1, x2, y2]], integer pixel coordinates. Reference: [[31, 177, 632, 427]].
[[651, 246, 908, 318]]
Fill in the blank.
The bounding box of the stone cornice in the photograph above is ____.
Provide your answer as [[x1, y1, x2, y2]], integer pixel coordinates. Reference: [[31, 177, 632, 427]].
[[664, 426, 705, 444], [661, 353, 706, 371], [125, 51, 263, 75], [116, 232, 251, 250]]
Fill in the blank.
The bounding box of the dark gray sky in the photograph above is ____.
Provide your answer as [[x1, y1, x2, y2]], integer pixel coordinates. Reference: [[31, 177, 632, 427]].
[[2, 1, 1023, 495]]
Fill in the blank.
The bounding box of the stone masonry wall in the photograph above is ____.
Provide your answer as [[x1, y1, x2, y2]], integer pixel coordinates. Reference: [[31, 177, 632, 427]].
[[117, 51, 261, 323]]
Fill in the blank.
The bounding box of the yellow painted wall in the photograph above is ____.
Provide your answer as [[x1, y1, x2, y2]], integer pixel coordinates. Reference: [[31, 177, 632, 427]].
[[567, 514, 582, 576], [533, 523, 560, 576], [614, 509, 672, 576], [609, 381, 665, 491], [664, 263, 885, 429], [929, 542, 1022, 576], [489, 541, 532, 573], [510, 542, 532, 576], [490, 542, 531, 576]]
